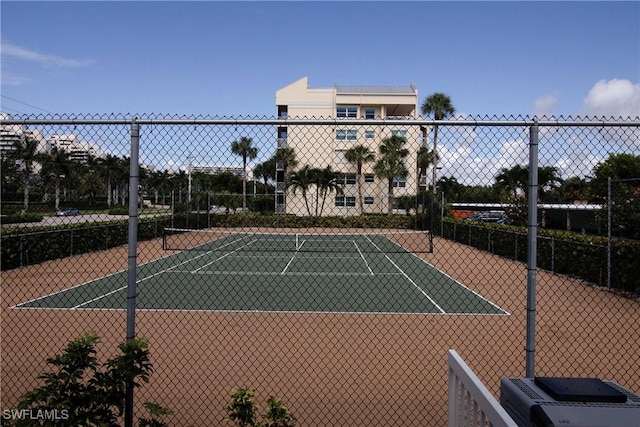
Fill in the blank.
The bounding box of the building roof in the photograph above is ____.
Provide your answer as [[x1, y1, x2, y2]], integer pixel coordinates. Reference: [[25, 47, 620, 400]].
[[335, 85, 417, 95]]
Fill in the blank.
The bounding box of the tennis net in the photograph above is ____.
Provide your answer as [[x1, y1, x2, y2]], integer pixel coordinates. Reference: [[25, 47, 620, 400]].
[[162, 228, 433, 253]]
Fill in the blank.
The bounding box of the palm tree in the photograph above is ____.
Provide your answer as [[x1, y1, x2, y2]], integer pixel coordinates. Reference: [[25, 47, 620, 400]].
[[99, 154, 123, 207], [286, 165, 314, 216], [276, 147, 298, 179], [374, 135, 409, 215], [421, 92, 456, 195], [11, 135, 40, 213], [231, 137, 258, 212], [253, 156, 277, 194], [537, 166, 563, 197], [39, 147, 72, 211], [495, 164, 528, 199], [311, 166, 344, 216], [416, 145, 434, 190], [344, 144, 375, 215]]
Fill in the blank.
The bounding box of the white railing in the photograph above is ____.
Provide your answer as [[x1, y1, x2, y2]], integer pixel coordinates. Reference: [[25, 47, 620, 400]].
[[448, 350, 518, 427]]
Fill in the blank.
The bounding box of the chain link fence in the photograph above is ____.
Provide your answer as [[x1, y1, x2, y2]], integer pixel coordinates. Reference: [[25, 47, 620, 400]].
[[1, 115, 639, 426]]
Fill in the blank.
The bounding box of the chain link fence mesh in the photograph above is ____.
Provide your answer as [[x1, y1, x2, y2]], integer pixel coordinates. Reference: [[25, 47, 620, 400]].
[[1, 115, 639, 426]]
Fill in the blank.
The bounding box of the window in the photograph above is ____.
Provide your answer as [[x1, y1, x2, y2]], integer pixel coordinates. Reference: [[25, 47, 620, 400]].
[[335, 196, 356, 207], [391, 129, 407, 138], [336, 129, 357, 141], [392, 176, 406, 188], [364, 174, 374, 183], [337, 106, 357, 118], [338, 174, 356, 185], [364, 196, 374, 205], [365, 108, 375, 119], [364, 130, 375, 140]]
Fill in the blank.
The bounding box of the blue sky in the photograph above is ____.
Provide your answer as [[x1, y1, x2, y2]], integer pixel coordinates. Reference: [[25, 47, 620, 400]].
[[1, 1, 639, 118]]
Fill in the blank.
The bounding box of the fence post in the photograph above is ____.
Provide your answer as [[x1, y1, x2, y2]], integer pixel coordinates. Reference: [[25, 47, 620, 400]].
[[125, 119, 140, 427], [526, 120, 539, 378]]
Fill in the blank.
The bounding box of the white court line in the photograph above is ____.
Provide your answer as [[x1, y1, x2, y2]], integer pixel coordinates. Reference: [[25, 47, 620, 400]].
[[70, 238, 258, 309], [72, 247, 225, 309], [281, 239, 304, 274], [353, 241, 374, 275], [10, 246, 209, 309], [365, 235, 446, 314], [369, 235, 508, 315], [192, 239, 259, 272], [167, 270, 401, 276]]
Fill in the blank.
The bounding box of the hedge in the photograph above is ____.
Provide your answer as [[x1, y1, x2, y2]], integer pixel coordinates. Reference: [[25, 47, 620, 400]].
[[0, 213, 425, 271], [1, 217, 170, 270], [4, 213, 636, 295], [442, 219, 639, 294]]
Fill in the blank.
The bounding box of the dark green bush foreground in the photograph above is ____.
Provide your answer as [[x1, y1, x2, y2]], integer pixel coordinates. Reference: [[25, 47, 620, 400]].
[[2, 333, 172, 427], [443, 219, 640, 294]]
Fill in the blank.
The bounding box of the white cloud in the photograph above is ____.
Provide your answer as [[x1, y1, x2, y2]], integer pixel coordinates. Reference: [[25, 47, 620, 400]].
[[580, 79, 640, 118], [554, 148, 602, 180], [0, 72, 29, 86], [0, 40, 94, 68], [534, 93, 558, 116]]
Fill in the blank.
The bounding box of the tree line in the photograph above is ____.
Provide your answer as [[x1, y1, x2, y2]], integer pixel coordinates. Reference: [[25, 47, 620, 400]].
[[2, 91, 638, 239]]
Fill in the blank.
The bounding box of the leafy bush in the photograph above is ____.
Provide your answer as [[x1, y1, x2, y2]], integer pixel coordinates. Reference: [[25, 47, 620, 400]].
[[2, 213, 44, 224], [225, 388, 296, 427], [108, 207, 129, 215], [4, 333, 171, 427]]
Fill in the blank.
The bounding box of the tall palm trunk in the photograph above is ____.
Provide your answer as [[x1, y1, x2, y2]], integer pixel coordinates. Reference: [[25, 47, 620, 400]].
[[432, 125, 439, 196], [356, 164, 364, 215], [242, 157, 248, 212], [55, 177, 61, 210], [387, 179, 394, 215], [22, 171, 30, 213]]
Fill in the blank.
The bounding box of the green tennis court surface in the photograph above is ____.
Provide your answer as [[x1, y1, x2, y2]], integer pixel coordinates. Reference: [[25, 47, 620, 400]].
[[15, 232, 507, 315]]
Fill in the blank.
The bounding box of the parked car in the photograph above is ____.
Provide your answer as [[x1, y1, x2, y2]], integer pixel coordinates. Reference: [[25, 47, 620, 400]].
[[465, 211, 505, 223], [54, 207, 82, 216]]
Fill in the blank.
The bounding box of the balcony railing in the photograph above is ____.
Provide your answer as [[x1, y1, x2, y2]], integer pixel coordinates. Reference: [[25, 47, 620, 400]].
[[448, 350, 516, 427]]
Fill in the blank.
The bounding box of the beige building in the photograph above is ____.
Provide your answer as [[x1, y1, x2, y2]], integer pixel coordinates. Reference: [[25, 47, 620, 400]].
[[275, 77, 426, 216], [49, 134, 103, 163]]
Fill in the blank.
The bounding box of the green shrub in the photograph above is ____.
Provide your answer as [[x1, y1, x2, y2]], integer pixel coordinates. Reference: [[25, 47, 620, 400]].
[[4, 333, 171, 427], [2, 213, 44, 224], [108, 207, 129, 215], [225, 389, 296, 427]]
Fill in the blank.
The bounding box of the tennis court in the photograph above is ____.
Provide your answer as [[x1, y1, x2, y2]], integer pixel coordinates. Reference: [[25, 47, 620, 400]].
[[13, 230, 506, 315]]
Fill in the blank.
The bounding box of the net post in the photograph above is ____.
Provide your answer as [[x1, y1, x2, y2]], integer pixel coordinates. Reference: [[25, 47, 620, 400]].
[[162, 227, 167, 251]]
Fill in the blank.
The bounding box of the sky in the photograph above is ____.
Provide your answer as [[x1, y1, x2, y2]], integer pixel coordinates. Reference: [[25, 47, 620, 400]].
[[1, 1, 639, 119]]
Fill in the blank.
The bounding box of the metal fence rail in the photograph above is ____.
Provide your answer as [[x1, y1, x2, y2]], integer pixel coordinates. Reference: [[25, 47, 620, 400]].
[[1, 115, 639, 426]]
